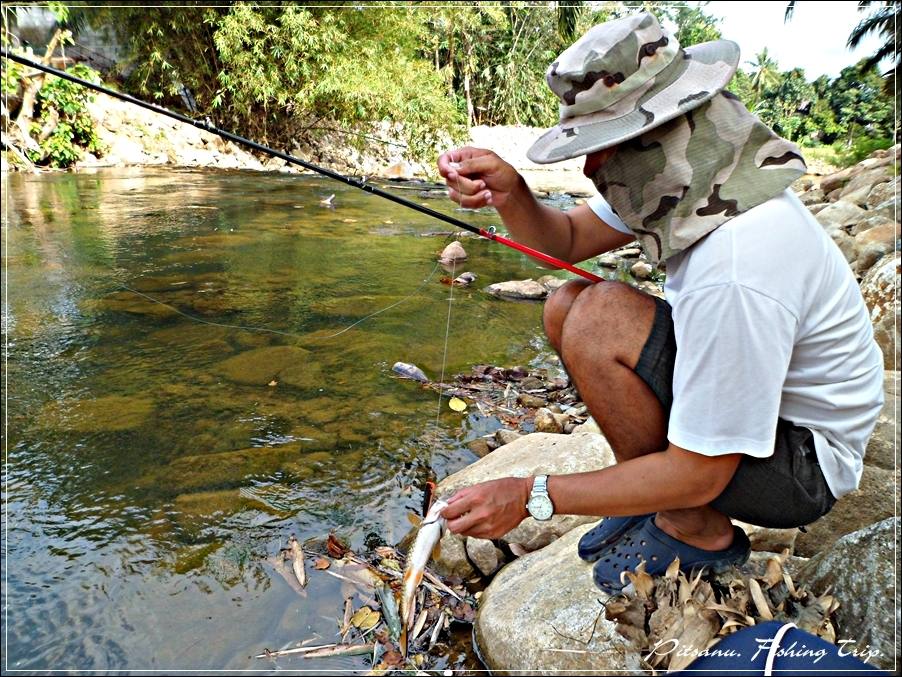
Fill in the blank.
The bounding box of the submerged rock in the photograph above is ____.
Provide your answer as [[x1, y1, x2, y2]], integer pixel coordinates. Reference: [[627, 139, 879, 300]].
[[42, 395, 155, 432], [215, 345, 313, 387], [142, 444, 307, 495], [439, 241, 467, 262], [484, 279, 548, 300], [89, 291, 180, 319]]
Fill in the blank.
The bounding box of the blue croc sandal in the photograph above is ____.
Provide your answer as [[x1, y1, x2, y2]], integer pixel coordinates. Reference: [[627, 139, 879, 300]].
[[577, 514, 653, 562], [592, 516, 751, 594]]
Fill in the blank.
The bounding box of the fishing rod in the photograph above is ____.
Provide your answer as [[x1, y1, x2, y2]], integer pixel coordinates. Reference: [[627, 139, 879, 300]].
[[2, 50, 602, 283]]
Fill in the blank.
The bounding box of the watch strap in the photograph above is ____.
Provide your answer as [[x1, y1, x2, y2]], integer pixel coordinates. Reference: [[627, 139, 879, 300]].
[[532, 474, 549, 497]]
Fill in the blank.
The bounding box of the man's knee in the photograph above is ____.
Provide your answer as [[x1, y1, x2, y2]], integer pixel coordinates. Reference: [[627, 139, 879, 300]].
[[560, 281, 657, 364], [543, 279, 592, 352]]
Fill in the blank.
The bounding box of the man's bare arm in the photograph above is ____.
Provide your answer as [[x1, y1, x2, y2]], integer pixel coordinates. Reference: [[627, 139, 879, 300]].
[[438, 147, 633, 264], [440, 444, 742, 539]]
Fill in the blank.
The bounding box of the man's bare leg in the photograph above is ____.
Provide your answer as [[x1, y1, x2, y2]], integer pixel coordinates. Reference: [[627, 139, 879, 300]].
[[543, 280, 734, 550]]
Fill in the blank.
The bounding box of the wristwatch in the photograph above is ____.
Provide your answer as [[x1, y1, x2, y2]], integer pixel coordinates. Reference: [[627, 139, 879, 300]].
[[526, 475, 554, 521]]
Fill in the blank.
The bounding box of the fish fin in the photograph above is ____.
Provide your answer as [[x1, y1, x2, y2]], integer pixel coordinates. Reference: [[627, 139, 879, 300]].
[[406, 513, 422, 527], [432, 540, 442, 561]]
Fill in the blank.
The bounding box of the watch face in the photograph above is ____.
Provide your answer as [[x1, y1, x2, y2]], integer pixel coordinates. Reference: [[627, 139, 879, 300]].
[[528, 495, 554, 521]]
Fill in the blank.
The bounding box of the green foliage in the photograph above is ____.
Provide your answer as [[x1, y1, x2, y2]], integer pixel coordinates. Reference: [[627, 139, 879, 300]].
[[832, 136, 894, 167], [667, 2, 723, 46], [28, 63, 104, 168], [2, 55, 23, 97], [422, 3, 570, 128], [83, 3, 462, 162], [619, 1, 722, 46], [32, 1, 897, 169]]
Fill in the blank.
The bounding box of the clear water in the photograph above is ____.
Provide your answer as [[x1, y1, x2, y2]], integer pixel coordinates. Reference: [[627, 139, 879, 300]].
[[2, 167, 583, 671]]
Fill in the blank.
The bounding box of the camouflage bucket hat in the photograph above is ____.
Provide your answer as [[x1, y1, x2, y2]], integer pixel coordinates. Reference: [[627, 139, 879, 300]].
[[527, 12, 740, 164]]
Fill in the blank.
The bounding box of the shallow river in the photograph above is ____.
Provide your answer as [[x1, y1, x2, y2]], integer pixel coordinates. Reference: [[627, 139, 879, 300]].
[[2, 167, 594, 672]]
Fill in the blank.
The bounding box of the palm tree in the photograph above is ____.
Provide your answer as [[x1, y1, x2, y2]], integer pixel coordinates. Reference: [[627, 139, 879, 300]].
[[747, 48, 781, 105], [556, 1, 585, 42]]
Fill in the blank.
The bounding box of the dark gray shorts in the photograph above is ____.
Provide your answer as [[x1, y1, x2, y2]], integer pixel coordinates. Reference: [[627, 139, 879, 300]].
[[634, 296, 836, 529]]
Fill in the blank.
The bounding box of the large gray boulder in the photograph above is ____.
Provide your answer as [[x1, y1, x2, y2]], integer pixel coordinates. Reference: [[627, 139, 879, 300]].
[[860, 252, 900, 370], [864, 371, 900, 471], [795, 464, 897, 557], [866, 177, 900, 210], [819, 166, 858, 195], [838, 166, 895, 207], [853, 222, 900, 274], [475, 523, 643, 675], [434, 432, 613, 577], [815, 201, 868, 230], [799, 517, 900, 671]]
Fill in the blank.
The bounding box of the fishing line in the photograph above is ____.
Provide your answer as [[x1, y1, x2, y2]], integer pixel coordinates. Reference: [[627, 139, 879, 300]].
[[430, 249, 457, 472], [426, 164, 468, 472]]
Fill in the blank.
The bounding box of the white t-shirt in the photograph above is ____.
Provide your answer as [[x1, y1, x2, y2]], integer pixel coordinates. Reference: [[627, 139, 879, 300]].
[[587, 190, 885, 498]]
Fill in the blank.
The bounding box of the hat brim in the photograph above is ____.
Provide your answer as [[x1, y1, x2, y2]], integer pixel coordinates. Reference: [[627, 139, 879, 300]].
[[527, 40, 740, 165]]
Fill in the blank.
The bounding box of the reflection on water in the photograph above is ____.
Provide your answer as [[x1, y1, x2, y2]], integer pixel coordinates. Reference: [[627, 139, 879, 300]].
[[2, 167, 578, 671]]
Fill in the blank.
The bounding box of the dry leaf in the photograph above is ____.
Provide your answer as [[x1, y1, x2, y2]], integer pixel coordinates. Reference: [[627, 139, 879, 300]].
[[763, 557, 783, 588], [448, 397, 467, 412], [314, 558, 331, 570], [508, 542, 528, 557], [783, 572, 799, 599], [382, 649, 404, 667], [748, 578, 774, 620], [623, 561, 655, 600], [380, 558, 401, 572], [374, 546, 396, 559], [350, 606, 381, 631], [327, 533, 349, 558]]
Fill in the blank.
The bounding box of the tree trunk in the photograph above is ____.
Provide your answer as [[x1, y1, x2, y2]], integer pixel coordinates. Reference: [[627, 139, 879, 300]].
[[464, 71, 474, 128], [13, 28, 68, 152], [464, 41, 475, 128]]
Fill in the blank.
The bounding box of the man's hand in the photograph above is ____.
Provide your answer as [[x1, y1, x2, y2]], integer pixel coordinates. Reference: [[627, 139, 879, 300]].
[[440, 477, 532, 539], [437, 147, 524, 210]]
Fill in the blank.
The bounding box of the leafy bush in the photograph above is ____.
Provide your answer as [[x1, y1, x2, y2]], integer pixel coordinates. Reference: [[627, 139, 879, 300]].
[[28, 63, 105, 168], [832, 136, 895, 167]]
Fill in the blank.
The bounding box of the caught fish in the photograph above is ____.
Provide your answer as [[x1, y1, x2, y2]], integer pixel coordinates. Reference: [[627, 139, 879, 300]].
[[392, 362, 429, 383], [452, 271, 477, 286], [288, 534, 307, 588], [400, 499, 448, 653], [319, 193, 336, 207]]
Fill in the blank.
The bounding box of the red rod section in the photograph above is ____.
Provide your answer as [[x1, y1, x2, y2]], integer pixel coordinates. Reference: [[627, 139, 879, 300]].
[[480, 230, 603, 283]]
